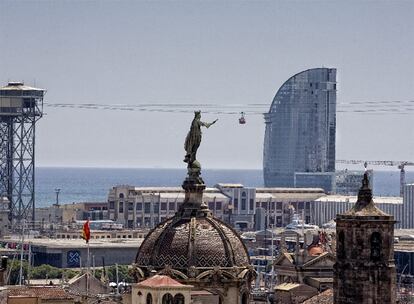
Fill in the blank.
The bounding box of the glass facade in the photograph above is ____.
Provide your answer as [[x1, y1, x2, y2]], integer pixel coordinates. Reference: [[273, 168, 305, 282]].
[[263, 68, 337, 187]]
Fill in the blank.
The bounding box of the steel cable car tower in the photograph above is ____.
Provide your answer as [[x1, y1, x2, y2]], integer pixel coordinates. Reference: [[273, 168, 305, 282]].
[[0, 82, 44, 228]]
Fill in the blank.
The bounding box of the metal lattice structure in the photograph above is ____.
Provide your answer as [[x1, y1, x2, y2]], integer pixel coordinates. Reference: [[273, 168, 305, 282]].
[[0, 82, 44, 228]]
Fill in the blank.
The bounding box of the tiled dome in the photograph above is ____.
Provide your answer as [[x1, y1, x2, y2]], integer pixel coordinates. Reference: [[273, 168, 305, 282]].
[[135, 215, 250, 272]]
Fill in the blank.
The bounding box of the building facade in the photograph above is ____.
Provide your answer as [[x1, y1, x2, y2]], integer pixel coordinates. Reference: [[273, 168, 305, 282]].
[[263, 68, 337, 188], [107, 186, 230, 229], [107, 185, 326, 230], [401, 183, 414, 229], [312, 195, 403, 228]]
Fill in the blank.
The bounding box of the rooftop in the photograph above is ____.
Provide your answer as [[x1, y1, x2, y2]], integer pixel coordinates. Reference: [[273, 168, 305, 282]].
[[315, 195, 402, 205], [0, 237, 142, 249], [302, 288, 333, 304], [137, 275, 192, 288], [7, 286, 73, 300]]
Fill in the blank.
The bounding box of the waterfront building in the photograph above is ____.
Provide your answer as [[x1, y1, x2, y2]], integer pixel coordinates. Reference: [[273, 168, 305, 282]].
[[334, 173, 396, 303], [107, 186, 229, 229], [107, 184, 325, 230], [334, 169, 373, 195], [312, 195, 403, 228], [401, 183, 414, 229], [35, 201, 108, 229], [0, 237, 141, 268], [263, 68, 337, 188]]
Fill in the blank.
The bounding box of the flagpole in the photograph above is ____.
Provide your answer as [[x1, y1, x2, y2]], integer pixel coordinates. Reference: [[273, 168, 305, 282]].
[[86, 229, 90, 297]]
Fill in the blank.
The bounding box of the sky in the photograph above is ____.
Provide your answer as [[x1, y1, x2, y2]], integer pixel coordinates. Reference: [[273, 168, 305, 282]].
[[0, 0, 413, 170]]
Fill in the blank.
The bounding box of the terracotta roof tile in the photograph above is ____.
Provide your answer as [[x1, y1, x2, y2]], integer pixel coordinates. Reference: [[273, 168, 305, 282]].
[[137, 275, 191, 288], [8, 286, 74, 300], [302, 288, 333, 304]]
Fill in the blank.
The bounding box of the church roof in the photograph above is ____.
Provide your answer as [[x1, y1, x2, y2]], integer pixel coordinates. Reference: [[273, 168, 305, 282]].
[[136, 215, 250, 271], [137, 275, 191, 288]]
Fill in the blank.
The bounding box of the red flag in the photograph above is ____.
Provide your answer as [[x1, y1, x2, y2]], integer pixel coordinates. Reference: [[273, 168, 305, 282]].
[[82, 220, 91, 243]]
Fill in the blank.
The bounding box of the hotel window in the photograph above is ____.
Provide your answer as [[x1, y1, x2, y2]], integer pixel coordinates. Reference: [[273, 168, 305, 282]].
[[249, 199, 254, 210], [128, 202, 133, 211], [119, 202, 124, 213], [109, 201, 115, 209], [208, 202, 214, 210], [136, 203, 142, 211], [153, 203, 160, 214], [144, 202, 151, 213], [241, 199, 246, 210], [169, 202, 175, 210], [234, 198, 238, 209], [161, 202, 167, 210], [216, 201, 222, 210]]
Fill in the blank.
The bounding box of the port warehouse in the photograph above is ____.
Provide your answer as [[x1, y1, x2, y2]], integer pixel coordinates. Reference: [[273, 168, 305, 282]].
[[0, 238, 142, 268], [107, 184, 409, 229]]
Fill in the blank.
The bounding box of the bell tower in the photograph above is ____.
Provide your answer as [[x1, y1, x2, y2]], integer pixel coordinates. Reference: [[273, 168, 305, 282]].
[[334, 172, 396, 304]]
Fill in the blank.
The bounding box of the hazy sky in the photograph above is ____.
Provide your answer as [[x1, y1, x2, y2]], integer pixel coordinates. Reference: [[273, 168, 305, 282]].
[[0, 0, 413, 170]]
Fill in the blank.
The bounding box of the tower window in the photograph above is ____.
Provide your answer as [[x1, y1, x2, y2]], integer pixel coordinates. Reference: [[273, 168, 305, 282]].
[[371, 232, 382, 261], [338, 230, 345, 259]]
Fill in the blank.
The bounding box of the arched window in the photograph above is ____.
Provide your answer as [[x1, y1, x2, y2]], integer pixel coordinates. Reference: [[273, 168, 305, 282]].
[[241, 192, 246, 197], [371, 232, 382, 261], [174, 293, 185, 304], [146, 293, 153, 304], [338, 230, 345, 259], [162, 293, 174, 304], [241, 292, 248, 304], [119, 193, 124, 199]]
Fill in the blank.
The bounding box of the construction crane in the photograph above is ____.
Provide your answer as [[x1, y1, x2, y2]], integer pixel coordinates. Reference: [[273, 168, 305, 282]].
[[336, 160, 414, 197]]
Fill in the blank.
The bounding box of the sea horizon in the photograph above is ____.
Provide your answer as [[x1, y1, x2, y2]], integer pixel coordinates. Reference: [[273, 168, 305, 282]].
[[33, 167, 414, 208]]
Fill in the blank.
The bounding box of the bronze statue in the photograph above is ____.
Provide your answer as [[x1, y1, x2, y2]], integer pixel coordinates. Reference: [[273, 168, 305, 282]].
[[184, 111, 217, 165]]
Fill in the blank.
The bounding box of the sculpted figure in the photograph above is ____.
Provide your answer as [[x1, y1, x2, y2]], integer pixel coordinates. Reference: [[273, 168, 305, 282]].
[[184, 111, 218, 164]]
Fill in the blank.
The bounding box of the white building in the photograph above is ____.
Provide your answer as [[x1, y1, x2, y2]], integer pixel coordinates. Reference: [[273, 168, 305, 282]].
[[107, 186, 229, 228], [313, 195, 403, 228], [107, 184, 327, 230], [402, 183, 414, 229]]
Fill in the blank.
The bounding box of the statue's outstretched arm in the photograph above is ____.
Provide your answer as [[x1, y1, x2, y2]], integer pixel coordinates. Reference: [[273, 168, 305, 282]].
[[201, 119, 218, 128]]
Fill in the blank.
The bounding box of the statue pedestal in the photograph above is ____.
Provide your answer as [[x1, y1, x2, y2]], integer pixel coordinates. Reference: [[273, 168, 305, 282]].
[[179, 163, 211, 218]]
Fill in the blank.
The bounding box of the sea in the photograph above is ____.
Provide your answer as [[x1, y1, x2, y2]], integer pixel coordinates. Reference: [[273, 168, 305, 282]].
[[35, 167, 414, 207]]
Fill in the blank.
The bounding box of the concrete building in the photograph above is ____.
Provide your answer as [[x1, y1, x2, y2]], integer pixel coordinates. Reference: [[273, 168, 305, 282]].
[[334, 173, 396, 303], [263, 68, 337, 188], [401, 183, 414, 229], [108, 186, 229, 229], [334, 169, 373, 195], [35, 202, 108, 229], [108, 184, 326, 230], [312, 195, 403, 228], [294, 172, 335, 193], [0, 237, 142, 268]]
